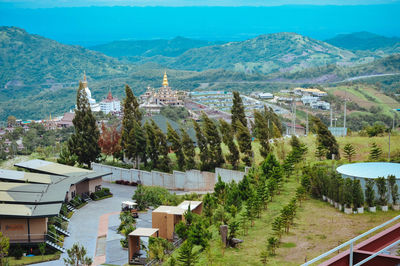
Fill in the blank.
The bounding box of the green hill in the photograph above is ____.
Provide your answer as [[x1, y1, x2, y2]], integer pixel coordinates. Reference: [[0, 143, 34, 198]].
[[279, 54, 400, 90], [90, 36, 222, 59], [167, 32, 362, 74], [0, 26, 134, 88], [325, 31, 400, 52]]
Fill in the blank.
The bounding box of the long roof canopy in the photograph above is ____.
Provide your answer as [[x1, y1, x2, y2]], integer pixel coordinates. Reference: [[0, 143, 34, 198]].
[[0, 159, 111, 218]]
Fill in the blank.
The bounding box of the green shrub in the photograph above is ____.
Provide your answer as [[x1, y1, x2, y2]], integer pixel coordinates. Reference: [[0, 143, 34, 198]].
[[132, 185, 183, 210]]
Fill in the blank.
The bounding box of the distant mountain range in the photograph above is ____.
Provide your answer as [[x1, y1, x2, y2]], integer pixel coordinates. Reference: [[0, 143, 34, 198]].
[[325, 31, 400, 52], [1, 26, 400, 120], [90, 36, 223, 58]]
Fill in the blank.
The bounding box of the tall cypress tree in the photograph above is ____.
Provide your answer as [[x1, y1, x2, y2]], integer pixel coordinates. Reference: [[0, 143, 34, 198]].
[[167, 123, 185, 171], [68, 81, 100, 168], [202, 113, 224, 169], [126, 121, 147, 169], [151, 120, 171, 172], [254, 110, 271, 158], [236, 121, 253, 166], [181, 128, 196, 170], [121, 85, 141, 160], [219, 119, 239, 169], [312, 116, 340, 159], [144, 121, 159, 169], [193, 119, 210, 171], [231, 91, 247, 132], [264, 106, 282, 137]]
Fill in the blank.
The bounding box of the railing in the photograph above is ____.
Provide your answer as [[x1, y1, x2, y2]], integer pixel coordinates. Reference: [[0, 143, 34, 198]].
[[302, 214, 400, 266], [7, 233, 46, 243]]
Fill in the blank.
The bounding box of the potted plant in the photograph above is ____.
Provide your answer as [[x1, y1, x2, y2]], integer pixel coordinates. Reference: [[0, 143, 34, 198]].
[[353, 179, 364, 214], [365, 179, 376, 212], [344, 178, 353, 214], [376, 177, 388, 211], [388, 175, 400, 210], [332, 173, 341, 209], [338, 178, 345, 211]]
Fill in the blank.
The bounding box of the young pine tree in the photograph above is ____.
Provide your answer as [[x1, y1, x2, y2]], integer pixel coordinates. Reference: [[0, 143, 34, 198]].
[[236, 121, 253, 167], [219, 119, 240, 169], [231, 91, 247, 132], [343, 143, 356, 162], [68, 81, 100, 168], [177, 241, 199, 266], [167, 123, 185, 170], [369, 142, 382, 161], [181, 128, 196, 170]]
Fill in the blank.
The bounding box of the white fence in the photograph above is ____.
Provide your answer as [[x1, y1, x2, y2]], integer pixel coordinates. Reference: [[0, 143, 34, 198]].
[[93, 163, 249, 191]]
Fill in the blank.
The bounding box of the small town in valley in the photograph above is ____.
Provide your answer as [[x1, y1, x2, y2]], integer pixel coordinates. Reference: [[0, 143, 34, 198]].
[[1, 2, 400, 266]]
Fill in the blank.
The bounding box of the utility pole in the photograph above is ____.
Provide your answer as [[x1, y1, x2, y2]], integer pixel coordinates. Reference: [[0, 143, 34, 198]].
[[330, 105, 333, 127], [306, 111, 309, 136], [292, 98, 296, 135], [343, 100, 347, 137]]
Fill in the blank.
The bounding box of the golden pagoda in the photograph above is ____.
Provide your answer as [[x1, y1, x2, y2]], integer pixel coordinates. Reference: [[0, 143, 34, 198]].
[[162, 72, 169, 87]]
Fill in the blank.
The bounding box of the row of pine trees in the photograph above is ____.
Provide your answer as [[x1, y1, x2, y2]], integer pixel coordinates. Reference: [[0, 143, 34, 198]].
[[62, 81, 285, 171]]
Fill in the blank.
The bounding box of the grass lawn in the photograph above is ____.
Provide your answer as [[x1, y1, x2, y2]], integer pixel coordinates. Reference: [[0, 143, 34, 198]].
[[193, 174, 400, 265], [8, 253, 60, 265]]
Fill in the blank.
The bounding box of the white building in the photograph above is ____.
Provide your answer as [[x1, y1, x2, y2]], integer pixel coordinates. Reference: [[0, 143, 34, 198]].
[[100, 90, 121, 114], [82, 72, 101, 112]]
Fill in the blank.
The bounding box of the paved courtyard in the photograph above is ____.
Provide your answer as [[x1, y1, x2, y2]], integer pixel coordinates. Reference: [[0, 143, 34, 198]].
[[38, 182, 152, 266]]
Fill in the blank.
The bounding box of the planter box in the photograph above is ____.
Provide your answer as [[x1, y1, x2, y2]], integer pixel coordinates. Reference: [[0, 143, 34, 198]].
[[344, 207, 352, 214], [393, 205, 400, 211], [369, 206, 376, 212], [381, 205, 389, 212], [322, 195, 327, 201], [357, 207, 364, 214]]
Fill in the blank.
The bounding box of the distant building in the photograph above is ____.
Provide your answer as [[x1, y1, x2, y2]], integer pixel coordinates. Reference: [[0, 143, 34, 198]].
[[100, 90, 121, 114], [310, 101, 330, 110], [294, 87, 327, 97], [328, 127, 347, 137], [283, 122, 306, 136], [250, 92, 274, 99], [58, 112, 75, 128]]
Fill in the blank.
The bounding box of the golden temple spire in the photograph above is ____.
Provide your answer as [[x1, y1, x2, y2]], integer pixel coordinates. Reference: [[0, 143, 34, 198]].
[[82, 71, 88, 87], [162, 71, 169, 87]]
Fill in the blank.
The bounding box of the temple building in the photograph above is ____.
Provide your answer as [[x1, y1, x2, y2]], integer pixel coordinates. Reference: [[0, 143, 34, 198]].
[[100, 90, 121, 114], [140, 72, 186, 114], [82, 72, 101, 112]]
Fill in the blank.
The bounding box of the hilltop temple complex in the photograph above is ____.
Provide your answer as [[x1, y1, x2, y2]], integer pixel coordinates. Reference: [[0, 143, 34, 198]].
[[82, 72, 101, 112], [140, 72, 186, 113]]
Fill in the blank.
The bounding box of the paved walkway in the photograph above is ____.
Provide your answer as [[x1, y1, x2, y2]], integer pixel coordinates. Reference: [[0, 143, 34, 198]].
[[37, 182, 137, 266]]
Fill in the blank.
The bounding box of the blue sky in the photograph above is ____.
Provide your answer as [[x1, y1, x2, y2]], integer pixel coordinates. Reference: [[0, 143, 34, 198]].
[[1, 0, 399, 8]]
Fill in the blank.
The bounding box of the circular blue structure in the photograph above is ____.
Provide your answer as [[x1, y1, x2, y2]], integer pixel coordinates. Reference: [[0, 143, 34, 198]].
[[337, 162, 400, 179], [337, 162, 400, 204]]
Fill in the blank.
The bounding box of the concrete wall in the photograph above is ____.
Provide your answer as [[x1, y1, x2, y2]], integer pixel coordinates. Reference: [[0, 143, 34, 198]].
[[93, 163, 246, 191]]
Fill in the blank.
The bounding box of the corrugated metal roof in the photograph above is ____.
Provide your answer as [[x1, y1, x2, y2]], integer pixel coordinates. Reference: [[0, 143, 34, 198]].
[[0, 203, 62, 217], [15, 159, 92, 176], [0, 169, 55, 184], [177, 201, 202, 210], [152, 206, 185, 215], [0, 182, 48, 193]]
